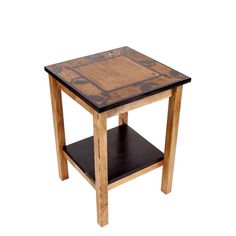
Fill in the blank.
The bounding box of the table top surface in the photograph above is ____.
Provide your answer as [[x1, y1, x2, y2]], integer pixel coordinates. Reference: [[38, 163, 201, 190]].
[[45, 47, 191, 112]]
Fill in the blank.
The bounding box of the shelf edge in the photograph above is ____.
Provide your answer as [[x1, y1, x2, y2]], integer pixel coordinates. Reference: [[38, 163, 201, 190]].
[[64, 151, 163, 190], [108, 161, 163, 190]]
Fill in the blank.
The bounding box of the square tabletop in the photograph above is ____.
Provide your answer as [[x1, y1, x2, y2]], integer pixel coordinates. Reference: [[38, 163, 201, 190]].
[[45, 47, 191, 112]]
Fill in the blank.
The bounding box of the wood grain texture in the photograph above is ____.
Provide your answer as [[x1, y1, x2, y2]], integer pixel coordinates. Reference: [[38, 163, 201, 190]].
[[93, 113, 108, 227], [106, 89, 172, 117], [79, 56, 156, 91], [161, 86, 183, 194], [45, 47, 191, 112], [119, 112, 128, 125], [49, 75, 69, 180], [108, 161, 163, 190], [56, 80, 97, 115]]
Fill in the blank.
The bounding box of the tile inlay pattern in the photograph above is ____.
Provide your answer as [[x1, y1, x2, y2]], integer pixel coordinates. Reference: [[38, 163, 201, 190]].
[[45, 47, 191, 112]]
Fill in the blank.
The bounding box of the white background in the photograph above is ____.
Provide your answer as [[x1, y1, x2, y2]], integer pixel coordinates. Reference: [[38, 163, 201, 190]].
[[0, 0, 236, 235]]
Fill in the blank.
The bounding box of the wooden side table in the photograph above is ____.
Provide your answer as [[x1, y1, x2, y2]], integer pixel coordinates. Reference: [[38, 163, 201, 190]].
[[45, 47, 191, 227]]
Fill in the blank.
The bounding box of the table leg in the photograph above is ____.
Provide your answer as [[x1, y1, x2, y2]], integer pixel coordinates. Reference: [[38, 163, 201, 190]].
[[93, 113, 108, 227], [161, 86, 182, 194], [49, 75, 69, 180], [119, 112, 128, 125]]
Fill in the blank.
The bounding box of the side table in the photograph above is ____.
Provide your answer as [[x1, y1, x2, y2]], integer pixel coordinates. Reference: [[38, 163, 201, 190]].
[[44, 46, 191, 226]]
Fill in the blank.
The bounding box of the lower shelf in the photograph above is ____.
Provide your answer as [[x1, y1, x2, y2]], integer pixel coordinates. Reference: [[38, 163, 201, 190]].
[[63, 124, 164, 186]]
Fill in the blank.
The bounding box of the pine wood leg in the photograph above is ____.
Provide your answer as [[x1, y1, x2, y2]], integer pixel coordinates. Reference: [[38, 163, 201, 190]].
[[93, 113, 108, 227], [119, 112, 128, 125], [161, 86, 182, 194], [49, 75, 69, 180]]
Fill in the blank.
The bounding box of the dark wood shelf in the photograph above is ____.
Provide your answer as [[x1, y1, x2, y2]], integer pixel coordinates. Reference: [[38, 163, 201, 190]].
[[63, 124, 164, 184]]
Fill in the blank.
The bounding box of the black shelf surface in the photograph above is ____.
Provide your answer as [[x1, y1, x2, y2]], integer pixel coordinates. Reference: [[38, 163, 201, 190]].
[[63, 124, 164, 184]]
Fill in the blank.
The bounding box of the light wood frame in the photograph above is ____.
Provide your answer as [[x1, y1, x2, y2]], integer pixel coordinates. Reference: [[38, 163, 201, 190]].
[[49, 76, 69, 180], [49, 75, 183, 227], [161, 86, 182, 193]]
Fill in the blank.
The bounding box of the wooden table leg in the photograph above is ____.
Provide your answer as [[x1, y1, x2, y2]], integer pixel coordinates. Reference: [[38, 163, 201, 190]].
[[119, 112, 128, 125], [93, 113, 108, 227], [49, 75, 69, 180], [161, 86, 182, 194]]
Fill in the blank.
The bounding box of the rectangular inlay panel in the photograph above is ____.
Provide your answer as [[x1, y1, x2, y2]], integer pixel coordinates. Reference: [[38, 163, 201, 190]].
[[78, 56, 158, 91], [45, 47, 191, 112]]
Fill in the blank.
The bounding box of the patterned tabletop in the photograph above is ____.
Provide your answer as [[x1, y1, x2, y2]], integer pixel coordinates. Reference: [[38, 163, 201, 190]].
[[45, 47, 191, 112]]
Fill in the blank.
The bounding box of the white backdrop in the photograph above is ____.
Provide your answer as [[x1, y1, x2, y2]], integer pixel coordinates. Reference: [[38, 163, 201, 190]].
[[0, 0, 236, 235]]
